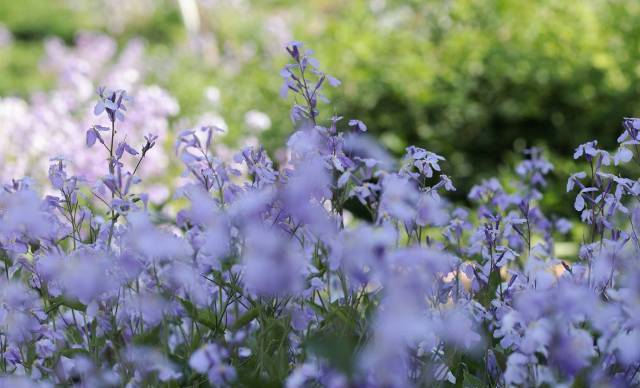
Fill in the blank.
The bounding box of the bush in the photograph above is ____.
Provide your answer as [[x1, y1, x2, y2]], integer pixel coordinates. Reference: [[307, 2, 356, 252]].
[[4, 1, 640, 195]]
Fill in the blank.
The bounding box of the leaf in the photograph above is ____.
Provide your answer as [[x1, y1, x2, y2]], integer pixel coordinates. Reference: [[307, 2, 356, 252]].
[[306, 333, 356, 374], [252, 317, 291, 382], [462, 370, 485, 388], [343, 196, 374, 222], [476, 267, 502, 308], [179, 298, 218, 332], [133, 324, 162, 346], [304, 304, 360, 375], [231, 306, 260, 331], [59, 347, 91, 358], [48, 296, 86, 313]]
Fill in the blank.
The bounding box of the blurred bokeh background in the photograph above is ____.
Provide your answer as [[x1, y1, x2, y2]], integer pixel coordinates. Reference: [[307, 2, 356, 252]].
[[1, 0, 640, 214]]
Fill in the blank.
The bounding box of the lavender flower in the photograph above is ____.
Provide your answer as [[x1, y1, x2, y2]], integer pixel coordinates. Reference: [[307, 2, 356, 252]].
[[189, 343, 236, 386], [242, 223, 305, 297], [0, 40, 639, 388]]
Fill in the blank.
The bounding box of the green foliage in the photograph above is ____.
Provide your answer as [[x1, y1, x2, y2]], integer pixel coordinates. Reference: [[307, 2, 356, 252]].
[[238, 313, 291, 386], [307, 0, 640, 193], [47, 296, 87, 313], [0, 0, 85, 42], [0, 43, 52, 94], [179, 298, 219, 332], [305, 303, 362, 376]]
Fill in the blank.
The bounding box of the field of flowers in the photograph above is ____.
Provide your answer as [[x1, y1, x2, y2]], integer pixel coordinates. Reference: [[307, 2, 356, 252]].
[[1, 36, 640, 387]]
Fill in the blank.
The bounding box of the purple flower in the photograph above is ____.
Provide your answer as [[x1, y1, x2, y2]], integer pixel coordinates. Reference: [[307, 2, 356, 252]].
[[573, 140, 599, 160], [504, 352, 533, 386], [548, 329, 596, 377], [3, 38, 640, 388], [115, 141, 139, 159], [378, 174, 419, 223], [348, 119, 367, 132], [416, 194, 449, 227], [94, 86, 130, 123], [122, 346, 182, 382], [189, 343, 236, 386], [125, 212, 194, 262], [613, 146, 633, 165], [554, 218, 572, 234], [242, 223, 305, 297], [326, 75, 341, 87]]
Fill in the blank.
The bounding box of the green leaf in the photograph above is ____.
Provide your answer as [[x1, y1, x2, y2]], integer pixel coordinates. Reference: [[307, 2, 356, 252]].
[[304, 303, 361, 376], [59, 347, 91, 358], [133, 324, 162, 346], [306, 333, 357, 374], [178, 298, 218, 332], [343, 196, 375, 222], [48, 296, 86, 313], [251, 316, 291, 382], [462, 369, 485, 388], [231, 306, 260, 331], [476, 267, 502, 308]]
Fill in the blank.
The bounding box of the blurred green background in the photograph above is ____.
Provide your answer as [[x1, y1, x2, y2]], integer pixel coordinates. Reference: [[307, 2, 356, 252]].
[[2, 0, 640, 212]]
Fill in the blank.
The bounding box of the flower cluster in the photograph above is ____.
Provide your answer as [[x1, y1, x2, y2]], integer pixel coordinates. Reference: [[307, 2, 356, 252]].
[[0, 42, 639, 388], [0, 33, 178, 201]]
